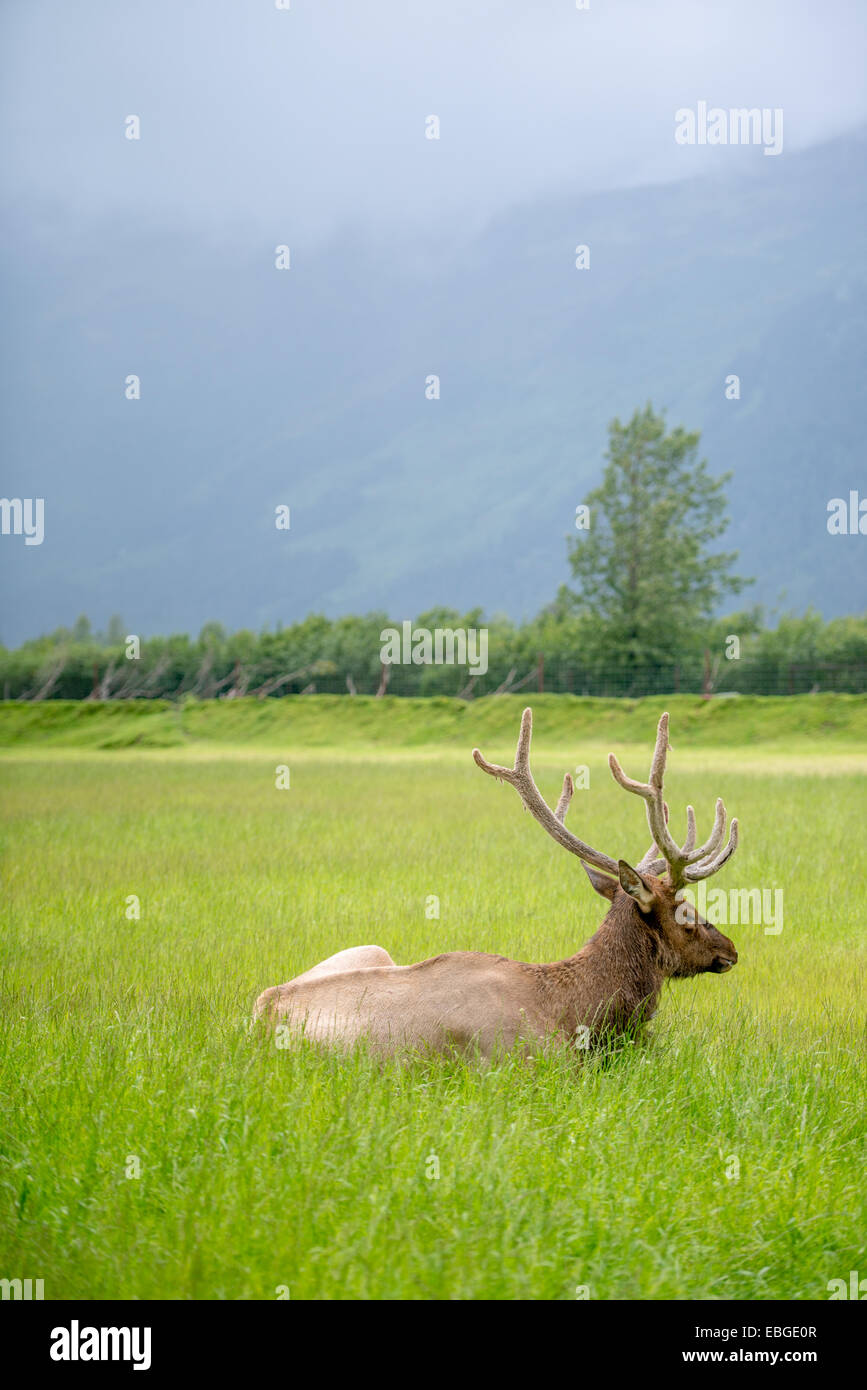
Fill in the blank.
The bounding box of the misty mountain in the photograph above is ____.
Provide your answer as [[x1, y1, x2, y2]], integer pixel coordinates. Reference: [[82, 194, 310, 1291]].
[[2, 128, 866, 645]]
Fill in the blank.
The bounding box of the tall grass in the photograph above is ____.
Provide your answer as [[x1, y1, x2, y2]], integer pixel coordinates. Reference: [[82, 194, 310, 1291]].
[[0, 724, 864, 1299]]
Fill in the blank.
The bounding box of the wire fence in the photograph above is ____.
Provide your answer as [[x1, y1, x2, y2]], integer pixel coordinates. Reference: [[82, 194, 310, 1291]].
[[311, 660, 867, 699], [4, 656, 867, 702]]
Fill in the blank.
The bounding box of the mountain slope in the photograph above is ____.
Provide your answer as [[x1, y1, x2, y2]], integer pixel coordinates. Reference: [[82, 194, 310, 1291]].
[[2, 129, 865, 643]]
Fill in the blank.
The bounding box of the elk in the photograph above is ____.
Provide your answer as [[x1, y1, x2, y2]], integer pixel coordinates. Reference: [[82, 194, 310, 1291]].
[[253, 710, 739, 1057]]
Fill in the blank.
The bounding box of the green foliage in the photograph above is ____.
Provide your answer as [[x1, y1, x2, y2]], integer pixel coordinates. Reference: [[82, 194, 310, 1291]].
[[1, 404, 864, 701], [567, 404, 751, 666], [1, 603, 865, 700]]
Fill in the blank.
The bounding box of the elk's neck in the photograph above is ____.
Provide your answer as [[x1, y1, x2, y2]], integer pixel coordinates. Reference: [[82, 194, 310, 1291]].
[[543, 901, 664, 1036]]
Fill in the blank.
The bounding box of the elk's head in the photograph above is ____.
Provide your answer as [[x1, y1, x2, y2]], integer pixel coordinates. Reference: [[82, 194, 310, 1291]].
[[473, 708, 739, 980], [583, 859, 738, 978]]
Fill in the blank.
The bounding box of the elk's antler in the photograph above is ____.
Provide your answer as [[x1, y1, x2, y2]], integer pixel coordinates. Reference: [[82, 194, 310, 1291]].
[[473, 708, 619, 877], [607, 712, 738, 888]]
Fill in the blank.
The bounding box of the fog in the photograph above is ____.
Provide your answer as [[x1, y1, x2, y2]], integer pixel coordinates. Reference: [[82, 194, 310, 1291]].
[[3, 0, 866, 247]]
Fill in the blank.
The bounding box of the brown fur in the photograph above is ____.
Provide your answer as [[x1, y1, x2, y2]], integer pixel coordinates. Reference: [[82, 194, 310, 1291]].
[[253, 709, 739, 1058], [252, 869, 737, 1058]]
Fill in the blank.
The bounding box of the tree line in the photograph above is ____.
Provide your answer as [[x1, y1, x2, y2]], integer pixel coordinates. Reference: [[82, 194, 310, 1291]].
[[3, 605, 865, 701], [4, 406, 865, 700]]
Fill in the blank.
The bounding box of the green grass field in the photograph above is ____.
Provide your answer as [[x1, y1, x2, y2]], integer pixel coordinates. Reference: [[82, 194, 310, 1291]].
[[1, 696, 865, 1300]]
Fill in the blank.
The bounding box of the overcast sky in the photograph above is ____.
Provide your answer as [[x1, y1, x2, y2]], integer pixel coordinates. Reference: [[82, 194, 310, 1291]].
[[3, 0, 866, 248]]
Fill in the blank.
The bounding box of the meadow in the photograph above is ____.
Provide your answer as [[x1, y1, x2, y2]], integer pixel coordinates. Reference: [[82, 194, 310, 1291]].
[[0, 695, 865, 1300]]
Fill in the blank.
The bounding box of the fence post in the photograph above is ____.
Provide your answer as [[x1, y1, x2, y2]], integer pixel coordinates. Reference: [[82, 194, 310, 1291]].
[[702, 649, 711, 700]]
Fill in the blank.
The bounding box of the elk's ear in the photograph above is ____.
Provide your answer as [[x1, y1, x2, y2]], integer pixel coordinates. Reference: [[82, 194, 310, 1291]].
[[582, 862, 619, 901], [618, 860, 655, 914]]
